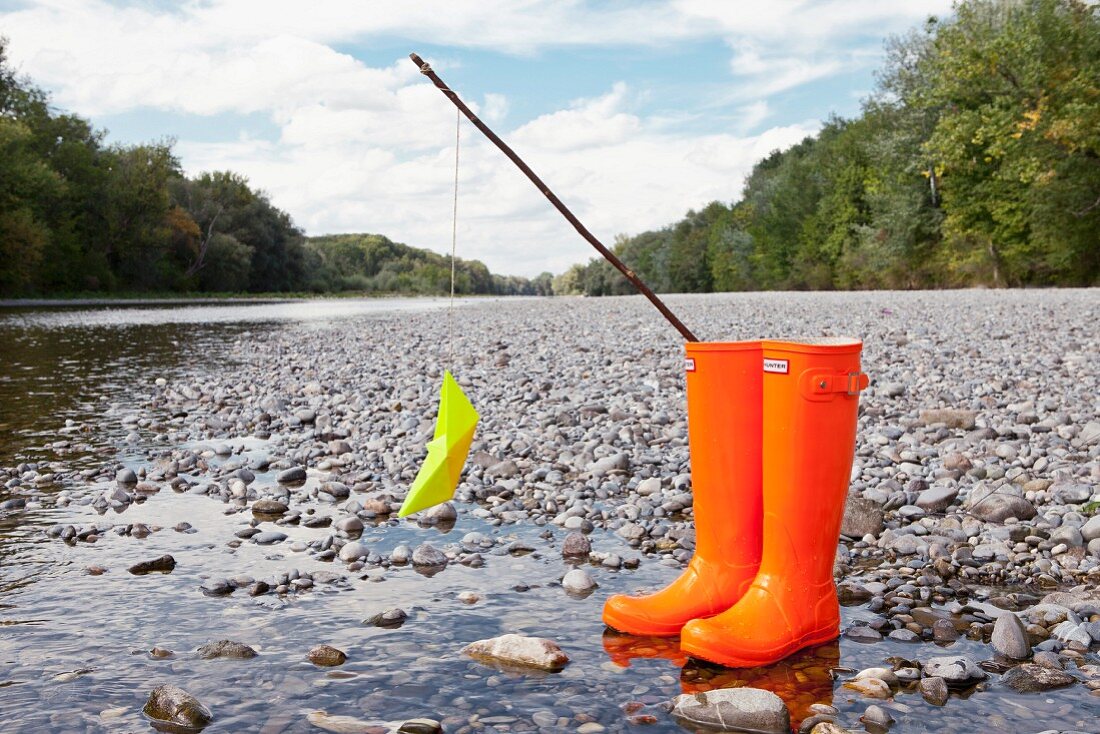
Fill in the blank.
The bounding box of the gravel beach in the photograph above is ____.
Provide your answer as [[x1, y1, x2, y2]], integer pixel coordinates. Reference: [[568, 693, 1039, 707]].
[[1, 289, 1099, 733]]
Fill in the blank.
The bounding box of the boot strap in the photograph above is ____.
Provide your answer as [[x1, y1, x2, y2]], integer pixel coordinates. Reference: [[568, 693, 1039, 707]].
[[803, 371, 869, 398]]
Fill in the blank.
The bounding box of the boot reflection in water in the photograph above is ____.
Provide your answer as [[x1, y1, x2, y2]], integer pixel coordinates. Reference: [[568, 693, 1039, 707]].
[[602, 631, 840, 730], [681, 640, 840, 729], [601, 629, 688, 669]]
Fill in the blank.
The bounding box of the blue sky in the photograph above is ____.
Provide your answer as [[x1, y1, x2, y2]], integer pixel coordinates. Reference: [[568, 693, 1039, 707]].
[[0, 0, 953, 276]]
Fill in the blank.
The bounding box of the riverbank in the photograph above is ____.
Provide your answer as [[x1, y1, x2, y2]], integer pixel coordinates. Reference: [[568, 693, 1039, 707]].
[[0, 290, 1098, 733], [0, 292, 527, 307]]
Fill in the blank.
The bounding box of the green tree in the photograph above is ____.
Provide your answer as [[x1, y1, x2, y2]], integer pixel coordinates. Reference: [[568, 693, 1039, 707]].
[[917, 0, 1100, 284]]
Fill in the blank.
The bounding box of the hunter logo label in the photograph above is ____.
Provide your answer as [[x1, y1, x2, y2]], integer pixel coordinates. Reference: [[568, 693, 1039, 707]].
[[763, 358, 789, 374], [685, 357, 696, 373]]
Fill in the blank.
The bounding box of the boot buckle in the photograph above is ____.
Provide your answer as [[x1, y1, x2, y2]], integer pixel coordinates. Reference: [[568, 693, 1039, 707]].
[[846, 372, 869, 395]]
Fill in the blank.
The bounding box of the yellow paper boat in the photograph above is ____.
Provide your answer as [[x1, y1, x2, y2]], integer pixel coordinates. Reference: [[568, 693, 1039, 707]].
[[398, 370, 479, 517]]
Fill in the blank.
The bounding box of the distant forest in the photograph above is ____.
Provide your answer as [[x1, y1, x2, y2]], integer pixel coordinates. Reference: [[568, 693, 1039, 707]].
[[557, 0, 1100, 295], [3, 0, 1098, 299], [0, 38, 546, 297]]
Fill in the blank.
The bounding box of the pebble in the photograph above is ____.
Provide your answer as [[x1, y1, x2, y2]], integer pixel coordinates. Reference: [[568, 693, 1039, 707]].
[[411, 543, 447, 567], [128, 555, 176, 574], [561, 568, 598, 594], [1000, 663, 1076, 692], [276, 466, 307, 483], [462, 633, 570, 671], [670, 687, 790, 733], [861, 704, 893, 728], [561, 531, 592, 557], [338, 541, 368, 562], [991, 613, 1031, 660], [919, 676, 949, 706], [308, 645, 347, 667], [365, 608, 407, 628], [922, 656, 988, 687], [252, 498, 288, 515], [196, 640, 257, 659], [143, 684, 212, 728]]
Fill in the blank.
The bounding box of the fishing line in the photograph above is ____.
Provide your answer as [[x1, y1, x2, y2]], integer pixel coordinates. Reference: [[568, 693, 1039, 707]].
[[449, 106, 460, 365]]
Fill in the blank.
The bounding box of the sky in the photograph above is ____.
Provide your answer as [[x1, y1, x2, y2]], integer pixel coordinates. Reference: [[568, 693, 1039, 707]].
[[0, 0, 954, 277]]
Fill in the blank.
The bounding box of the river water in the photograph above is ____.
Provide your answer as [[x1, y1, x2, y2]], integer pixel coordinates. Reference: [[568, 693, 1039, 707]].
[[0, 297, 1097, 734]]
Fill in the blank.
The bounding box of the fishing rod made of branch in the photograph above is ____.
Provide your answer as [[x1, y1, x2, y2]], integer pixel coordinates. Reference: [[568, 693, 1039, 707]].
[[409, 52, 699, 343]]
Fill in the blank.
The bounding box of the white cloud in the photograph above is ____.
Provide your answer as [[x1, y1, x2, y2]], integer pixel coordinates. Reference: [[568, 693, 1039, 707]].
[[0, 0, 952, 276], [177, 83, 816, 277]]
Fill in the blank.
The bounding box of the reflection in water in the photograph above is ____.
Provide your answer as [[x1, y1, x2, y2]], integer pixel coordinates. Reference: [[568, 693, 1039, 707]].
[[602, 630, 839, 728], [0, 298, 485, 468], [0, 297, 471, 329]]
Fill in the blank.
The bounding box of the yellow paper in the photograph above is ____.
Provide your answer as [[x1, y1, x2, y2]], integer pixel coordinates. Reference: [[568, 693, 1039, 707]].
[[398, 371, 479, 517]]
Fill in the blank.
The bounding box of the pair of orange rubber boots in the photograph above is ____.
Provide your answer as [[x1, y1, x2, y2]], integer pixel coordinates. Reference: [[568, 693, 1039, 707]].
[[603, 338, 868, 668]]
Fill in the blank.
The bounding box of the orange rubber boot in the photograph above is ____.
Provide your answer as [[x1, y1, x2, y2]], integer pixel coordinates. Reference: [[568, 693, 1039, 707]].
[[680, 338, 867, 667], [602, 341, 763, 636]]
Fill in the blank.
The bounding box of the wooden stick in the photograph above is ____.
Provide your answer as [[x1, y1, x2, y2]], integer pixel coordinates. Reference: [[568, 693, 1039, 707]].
[[409, 52, 699, 343]]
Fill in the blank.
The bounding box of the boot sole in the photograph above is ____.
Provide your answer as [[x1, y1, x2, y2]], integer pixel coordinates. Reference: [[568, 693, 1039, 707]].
[[680, 624, 839, 668], [602, 606, 689, 637]]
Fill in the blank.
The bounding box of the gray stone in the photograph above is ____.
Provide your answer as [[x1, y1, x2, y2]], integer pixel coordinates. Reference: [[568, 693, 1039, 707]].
[[1051, 620, 1092, 648], [366, 608, 407, 628], [842, 496, 884, 538], [319, 481, 350, 500], [1050, 524, 1084, 548], [991, 613, 1030, 660], [966, 485, 1036, 523], [143, 684, 212, 728], [561, 531, 591, 557], [197, 640, 256, 659], [487, 459, 519, 478], [919, 676, 949, 706], [1052, 482, 1092, 504], [338, 541, 368, 562], [421, 502, 457, 524], [334, 516, 363, 533], [398, 719, 443, 734], [128, 555, 176, 575], [885, 533, 928, 555], [1001, 663, 1076, 692], [200, 578, 232, 596], [277, 466, 307, 483], [916, 484, 959, 513], [861, 705, 893, 728], [252, 531, 288, 545], [587, 453, 629, 477], [411, 543, 447, 567], [1080, 515, 1100, 543], [308, 644, 347, 667], [561, 568, 597, 594], [390, 544, 411, 564], [921, 656, 987, 687], [918, 408, 977, 429], [252, 498, 288, 515], [670, 687, 790, 733], [932, 618, 959, 643], [462, 633, 570, 672], [845, 626, 882, 642]]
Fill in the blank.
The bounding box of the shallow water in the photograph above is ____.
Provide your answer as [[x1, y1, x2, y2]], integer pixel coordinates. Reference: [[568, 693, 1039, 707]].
[[1, 296, 1098, 734]]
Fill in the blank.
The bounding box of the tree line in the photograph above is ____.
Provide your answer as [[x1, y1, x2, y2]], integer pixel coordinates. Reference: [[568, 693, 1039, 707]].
[[556, 0, 1099, 295], [0, 38, 544, 297]]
